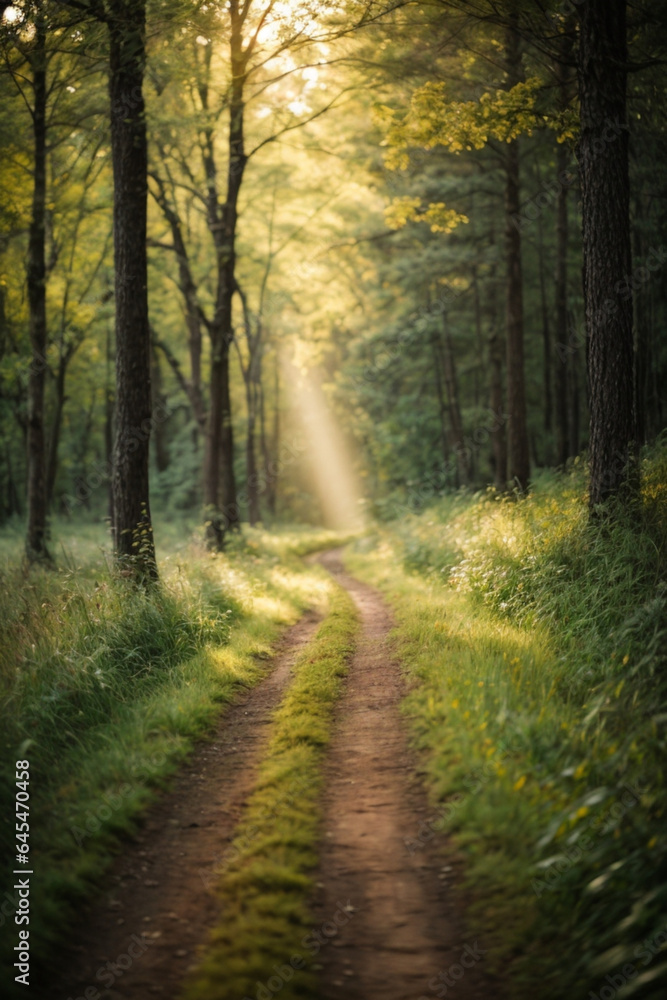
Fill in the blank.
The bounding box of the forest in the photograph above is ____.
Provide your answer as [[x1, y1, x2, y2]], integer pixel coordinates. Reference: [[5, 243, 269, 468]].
[[0, 1, 666, 999]]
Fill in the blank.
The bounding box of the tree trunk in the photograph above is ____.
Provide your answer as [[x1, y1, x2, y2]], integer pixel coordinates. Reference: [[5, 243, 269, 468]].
[[504, 18, 530, 492], [105, 321, 114, 524], [25, 16, 51, 563], [245, 391, 260, 526], [151, 346, 170, 473], [536, 206, 552, 440], [489, 326, 507, 492], [554, 35, 573, 469], [203, 7, 246, 547], [431, 332, 450, 471], [108, 0, 157, 578], [439, 315, 471, 486], [554, 138, 570, 468], [263, 362, 279, 517], [45, 348, 70, 509], [578, 0, 637, 507]]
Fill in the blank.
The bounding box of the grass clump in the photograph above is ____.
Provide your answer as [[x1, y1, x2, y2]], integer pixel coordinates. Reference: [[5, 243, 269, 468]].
[[0, 518, 347, 998], [186, 579, 358, 1000], [346, 441, 667, 1000]]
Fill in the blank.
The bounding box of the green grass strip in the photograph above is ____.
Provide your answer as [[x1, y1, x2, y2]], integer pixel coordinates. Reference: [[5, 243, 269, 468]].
[[185, 579, 358, 1000]]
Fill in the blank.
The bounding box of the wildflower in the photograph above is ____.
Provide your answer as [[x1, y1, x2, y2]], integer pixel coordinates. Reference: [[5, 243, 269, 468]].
[[514, 775, 526, 791]]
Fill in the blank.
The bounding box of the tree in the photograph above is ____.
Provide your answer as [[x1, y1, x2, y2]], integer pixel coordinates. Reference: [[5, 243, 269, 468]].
[[25, 8, 50, 561], [577, 0, 637, 508], [1, 2, 52, 561], [106, 0, 157, 576]]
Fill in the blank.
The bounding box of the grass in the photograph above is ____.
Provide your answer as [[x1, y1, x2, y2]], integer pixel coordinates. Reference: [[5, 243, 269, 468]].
[[0, 516, 356, 999], [345, 441, 667, 1000], [186, 580, 358, 1000]]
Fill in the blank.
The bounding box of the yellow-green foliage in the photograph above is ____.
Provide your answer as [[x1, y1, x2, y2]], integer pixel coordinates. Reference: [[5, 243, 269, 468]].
[[376, 78, 542, 170], [187, 582, 358, 1000], [346, 446, 667, 1000]]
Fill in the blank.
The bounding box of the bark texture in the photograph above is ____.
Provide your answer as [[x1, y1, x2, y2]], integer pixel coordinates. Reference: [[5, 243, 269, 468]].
[[504, 18, 530, 492], [578, 0, 637, 506], [108, 0, 157, 577], [26, 16, 51, 563]]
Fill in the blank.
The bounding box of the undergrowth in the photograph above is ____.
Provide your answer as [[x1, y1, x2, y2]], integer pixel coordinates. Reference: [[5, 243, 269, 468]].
[[347, 441, 667, 1000], [0, 518, 351, 998]]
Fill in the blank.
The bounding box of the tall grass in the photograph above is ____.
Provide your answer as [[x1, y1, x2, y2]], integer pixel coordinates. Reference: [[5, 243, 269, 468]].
[[347, 441, 667, 1000], [0, 518, 349, 997]]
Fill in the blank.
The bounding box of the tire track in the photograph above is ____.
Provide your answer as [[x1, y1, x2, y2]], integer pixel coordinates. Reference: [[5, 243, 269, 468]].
[[314, 550, 491, 1000]]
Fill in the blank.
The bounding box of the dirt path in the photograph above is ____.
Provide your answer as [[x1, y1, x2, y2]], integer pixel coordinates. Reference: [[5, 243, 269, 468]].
[[314, 550, 490, 1000], [49, 610, 321, 1000]]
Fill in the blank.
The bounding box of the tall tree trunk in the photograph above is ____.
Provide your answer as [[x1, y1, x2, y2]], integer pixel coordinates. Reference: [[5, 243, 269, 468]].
[[25, 16, 50, 563], [489, 325, 507, 492], [203, 6, 246, 547], [487, 225, 507, 491], [263, 362, 279, 517], [578, 0, 637, 507], [105, 321, 114, 524], [431, 332, 450, 470], [151, 346, 170, 473], [536, 206, 552, 440], [245, 386, 260, 526], [108, 0, 157, 578], [439, 315, 471, 485], [472, 265, 484, 407], [504, 17, 530, 492], [632, 198, 649, 446], [45, 347, 71, 509], [554, 138, 570, 468], [554, 36, 573, 469]]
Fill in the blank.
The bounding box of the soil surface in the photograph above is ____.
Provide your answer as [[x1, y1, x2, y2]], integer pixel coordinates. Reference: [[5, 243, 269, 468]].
[[48, 610, 321, 1000], [49, 552, 494, 1000], [314, 550, 490, 1000]]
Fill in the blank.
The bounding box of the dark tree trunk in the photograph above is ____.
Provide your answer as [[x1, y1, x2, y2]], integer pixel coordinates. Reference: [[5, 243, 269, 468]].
[[632, 199, 649, 446], [578, 0, 637, 507], [149, 170, 207, 433], [504, 18, 530, 492], [536, 208, 552, 439], [203, 7, 246, 547], [431, 332, 450, 470], [439, 315, 471, 485], [472, 265, 484, 408], [263, 362, 279, 517], [151, 346, 170, 473], [108, 0, 157, 578], [105, 322, 114, 524], [25, 17, 51, 563], [489, 326, 507, 492], [554, 35, 573, 469], [554, 137, 570, 468], [245, 395, 260, 526], [45, 346, 73, 509]]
